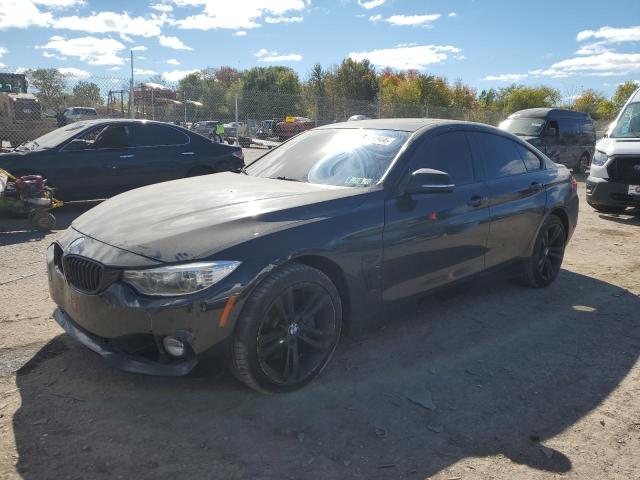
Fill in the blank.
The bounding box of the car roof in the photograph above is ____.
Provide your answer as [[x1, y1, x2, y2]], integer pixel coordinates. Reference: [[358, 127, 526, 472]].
[[508, 108, 590, 119], [315, 118, 496, 133], [75, 119, 183, 127]]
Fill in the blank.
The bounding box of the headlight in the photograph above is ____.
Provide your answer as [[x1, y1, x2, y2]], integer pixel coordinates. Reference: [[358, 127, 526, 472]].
[[122, 261, 240, 297], [592, 150, 608, 166]]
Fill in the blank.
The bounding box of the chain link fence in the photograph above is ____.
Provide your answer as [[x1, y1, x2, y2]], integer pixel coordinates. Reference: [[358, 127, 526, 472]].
[[0, 68, 605, 148]]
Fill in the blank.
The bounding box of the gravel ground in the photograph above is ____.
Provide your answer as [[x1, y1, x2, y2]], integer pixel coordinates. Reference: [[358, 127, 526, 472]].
[[0, 169, 639, 480]]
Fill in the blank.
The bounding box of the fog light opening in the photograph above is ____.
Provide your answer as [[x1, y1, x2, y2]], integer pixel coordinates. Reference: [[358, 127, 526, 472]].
[[163, 336, 186, 358]]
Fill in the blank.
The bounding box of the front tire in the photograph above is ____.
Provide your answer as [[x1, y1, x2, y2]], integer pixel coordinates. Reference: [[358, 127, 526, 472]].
[[229, 263, 342, 393], [521, 215, 566, 288]]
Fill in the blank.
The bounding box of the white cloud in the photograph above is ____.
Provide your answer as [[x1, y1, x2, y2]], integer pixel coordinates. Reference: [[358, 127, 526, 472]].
[[482, 73, 528, 82], [53, 11, 166, 37], [42, 50, 67, 60], [0, 46, 6, 68], [150, 3, 173, 12], [369, 14, 381, 22], [133, 68, 157, 75], [576, 25, 640, 44], [0, 0, 54, 29], [233, 30, 247, 36], [254, 49, 302, 62], [108, 66, 121, 71], [349, 44, 460, 70], [545, 52, 640, 77], [166, 58, 180, 65], [158, 35, 192, 50], [37, 35, 126, 65], [162, 69, 198, 82], [448, 12, 457, 17], [357, 0, 385, 9], [131, 45, 147, 51], [174, 0, 307, 30], [33, 0, 85, 7], [385, 14, 441, 26], [58, 66, 90, 77], [264, 16, 302, 23]]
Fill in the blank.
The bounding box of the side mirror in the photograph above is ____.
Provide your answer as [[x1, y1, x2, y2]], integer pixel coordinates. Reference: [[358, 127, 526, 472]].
[[546, 127, 558, 137], [63, 138, 88, 152], [404, 168, 454, 195]]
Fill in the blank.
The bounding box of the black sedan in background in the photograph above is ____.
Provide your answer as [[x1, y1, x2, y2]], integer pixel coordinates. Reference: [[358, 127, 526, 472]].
[[48, 119, 578, 393], [0, 119, 244, 200]]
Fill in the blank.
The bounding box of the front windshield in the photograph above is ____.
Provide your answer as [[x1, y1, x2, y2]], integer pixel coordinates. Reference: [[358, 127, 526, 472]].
[[611, 102, 640, 138], [246, 128, 411, 187], [18, 121, 93, 150], [499, 118, 546, 137]]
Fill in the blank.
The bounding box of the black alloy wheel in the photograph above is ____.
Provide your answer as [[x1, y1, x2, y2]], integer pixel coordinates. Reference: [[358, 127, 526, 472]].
[[229, 263, 342, 393], [522, 215, 566, 288], [257, 283, 337, 386]]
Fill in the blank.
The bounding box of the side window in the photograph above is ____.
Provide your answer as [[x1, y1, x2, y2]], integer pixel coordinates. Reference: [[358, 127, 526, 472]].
[[580, 120, 595, 137], [408, 131, 475, 185], [558, 118, 579, 142], [469, 132, 527, 179], [515, 143, 543, 171], [129, 124, 189, 147], [92, 125, 129, 149]]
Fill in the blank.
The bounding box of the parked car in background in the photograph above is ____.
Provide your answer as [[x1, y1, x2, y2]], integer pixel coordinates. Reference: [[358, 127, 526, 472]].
[[499, 108, 595, 173], [348, 114, 371, 121], [586, 87, 640, 213], [256, 119, 277, 139], [275, 116, 315, 141], [0, 119, 244, 201], [193, 120, 221, 139], [47, 119, 577, 393], [63, 107, 98, 123]]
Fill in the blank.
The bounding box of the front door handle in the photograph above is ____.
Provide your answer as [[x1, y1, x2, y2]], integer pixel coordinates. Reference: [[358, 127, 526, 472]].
[[467, 195, 484, 207], [119, 154, 134, 159], [181, 151, 195, 156], [529, 181, 544, 192]]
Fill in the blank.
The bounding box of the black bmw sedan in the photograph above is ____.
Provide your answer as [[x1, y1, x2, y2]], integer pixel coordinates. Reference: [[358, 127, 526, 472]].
[[0, 119, 244, 200], [47, 119, 578, 393]]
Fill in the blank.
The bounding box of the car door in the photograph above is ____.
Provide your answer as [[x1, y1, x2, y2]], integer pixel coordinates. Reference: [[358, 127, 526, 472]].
[[123, 123, 193, 190], [467, 131, 550, 268], [54, 123, 132, 199], [558, 117, 580, 168], [382, 130, 491, 301]]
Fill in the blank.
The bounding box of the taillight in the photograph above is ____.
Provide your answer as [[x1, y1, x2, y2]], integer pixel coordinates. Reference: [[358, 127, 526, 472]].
[[570, 175, 577, 191], [232, 150, 244, 161]]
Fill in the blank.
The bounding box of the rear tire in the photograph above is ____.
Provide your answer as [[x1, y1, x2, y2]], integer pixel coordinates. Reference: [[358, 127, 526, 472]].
[[588, 203, 627, 214], [521, 215, 566, 288], [30, 210, 56, 231], [229, 263, 342, 393], [574, 152, 590, 174]]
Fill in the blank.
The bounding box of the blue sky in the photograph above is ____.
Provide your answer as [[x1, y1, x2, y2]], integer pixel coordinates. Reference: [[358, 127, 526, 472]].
[[0, 0, 639, 95]]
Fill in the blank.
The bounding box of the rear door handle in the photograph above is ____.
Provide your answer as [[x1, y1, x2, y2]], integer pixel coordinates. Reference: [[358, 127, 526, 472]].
[[119, 154, 134, 159], [467, 195, 484, 207], [181, 151, 195, 155]]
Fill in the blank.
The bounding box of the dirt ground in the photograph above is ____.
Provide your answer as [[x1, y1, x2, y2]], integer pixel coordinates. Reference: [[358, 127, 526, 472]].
[[0, 168, 639, 480]]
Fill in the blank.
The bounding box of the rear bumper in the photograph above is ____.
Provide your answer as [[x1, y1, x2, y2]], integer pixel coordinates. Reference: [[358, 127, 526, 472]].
[[586, 176, 640, 207], [53, 308, 198, 376]]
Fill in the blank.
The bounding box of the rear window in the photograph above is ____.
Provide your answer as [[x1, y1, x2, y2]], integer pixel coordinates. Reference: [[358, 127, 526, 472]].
[[469, 132, 527, 179], [129, 124, 189, 147]]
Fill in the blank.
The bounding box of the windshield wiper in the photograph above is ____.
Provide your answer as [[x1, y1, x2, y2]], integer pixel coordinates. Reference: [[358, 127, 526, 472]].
[[272, 175, 303, 182]]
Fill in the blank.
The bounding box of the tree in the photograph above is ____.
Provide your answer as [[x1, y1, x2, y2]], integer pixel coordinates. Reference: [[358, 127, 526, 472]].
[[450, 79, 477, 110], [417, 74, 451, 109], [26, 68, 67, 111], [612, 80, 639, 110], [308, 63, 328, 97], [214, 66, 242, 88], [333, 58, 378, 100], [573, 89, 610, 119], [243, 66, 301, 94], [501, 85, 560, 115], [72, 81, 103, 107]]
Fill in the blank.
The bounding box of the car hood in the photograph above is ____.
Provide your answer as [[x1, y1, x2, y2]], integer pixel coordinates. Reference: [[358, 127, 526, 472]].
[[596, 137, 640, 156], [72, 172, 369, 263]]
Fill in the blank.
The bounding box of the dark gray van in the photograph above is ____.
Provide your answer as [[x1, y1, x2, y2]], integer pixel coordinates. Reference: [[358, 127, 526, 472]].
[[499, 108, 596, 173]]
